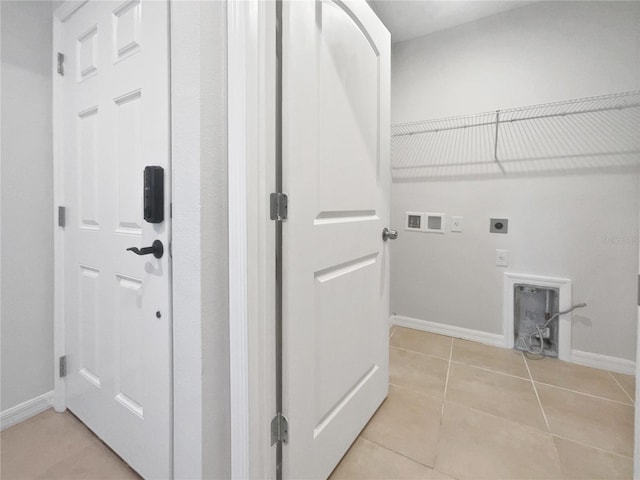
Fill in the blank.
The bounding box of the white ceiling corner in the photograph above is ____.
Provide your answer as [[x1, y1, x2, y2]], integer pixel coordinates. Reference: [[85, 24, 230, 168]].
[[368, 0, 538, 43]]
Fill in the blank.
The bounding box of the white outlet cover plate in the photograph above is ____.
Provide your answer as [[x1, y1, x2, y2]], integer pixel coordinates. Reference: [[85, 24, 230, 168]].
[[451, 216, 463, 232]]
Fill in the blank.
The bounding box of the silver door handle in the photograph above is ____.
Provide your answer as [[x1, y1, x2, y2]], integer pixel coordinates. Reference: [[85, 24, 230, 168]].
[[382, 228, 398, 241]]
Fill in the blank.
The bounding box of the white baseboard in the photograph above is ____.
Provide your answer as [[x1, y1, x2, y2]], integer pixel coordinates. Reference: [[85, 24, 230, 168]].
[[391, 315, 505, 348], [571, 350, 636, 375], [1, 391, 54, 431]]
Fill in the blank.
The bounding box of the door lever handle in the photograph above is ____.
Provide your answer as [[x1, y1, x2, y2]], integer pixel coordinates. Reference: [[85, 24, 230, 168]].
[[127, 240, 164, 259], [382, 228, 398, 241]]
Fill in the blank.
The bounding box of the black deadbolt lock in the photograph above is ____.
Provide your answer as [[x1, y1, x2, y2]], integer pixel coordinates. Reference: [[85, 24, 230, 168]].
[[144, 166, 164, 223]]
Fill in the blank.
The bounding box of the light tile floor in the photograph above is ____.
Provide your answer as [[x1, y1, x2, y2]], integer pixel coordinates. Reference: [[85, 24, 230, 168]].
[[0, 409, 140, 479], [1, 326, 635, 479], [330, 326, 635, 480]]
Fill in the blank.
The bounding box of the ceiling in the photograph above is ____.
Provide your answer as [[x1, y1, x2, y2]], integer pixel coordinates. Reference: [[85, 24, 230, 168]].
[[368, 1, 537, 43]]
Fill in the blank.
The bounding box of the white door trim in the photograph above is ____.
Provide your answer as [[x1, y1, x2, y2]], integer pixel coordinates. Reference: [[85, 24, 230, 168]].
[[228, 0, 276, 478], [53, 0, 93, 414], [170, 1, 231, 477], [635, 172, 640, 479], [227, 0, 251, 477], [52, 5, 67, 414], [635, 305, 640, 479]]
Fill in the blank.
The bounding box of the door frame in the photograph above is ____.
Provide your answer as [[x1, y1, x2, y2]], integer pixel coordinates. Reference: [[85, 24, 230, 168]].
[[51, 0, 78, 415], [635, 174, 640, 478], [227, 1, 395, 478], [636, 305, 639, 478], [227, 0, 277, 478]]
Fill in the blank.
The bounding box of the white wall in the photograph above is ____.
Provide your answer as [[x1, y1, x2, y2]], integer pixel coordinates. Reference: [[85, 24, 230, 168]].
[[391, 1, 640, 360], [171, 1, 231, 478], [1, 1, 54, 411]]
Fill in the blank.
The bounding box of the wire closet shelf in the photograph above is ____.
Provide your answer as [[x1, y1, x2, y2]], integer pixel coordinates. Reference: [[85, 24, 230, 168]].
[[391, 90, 640, 180]]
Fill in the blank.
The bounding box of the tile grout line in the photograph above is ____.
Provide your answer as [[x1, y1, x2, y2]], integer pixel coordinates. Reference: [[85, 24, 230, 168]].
[[361, 436, 431, 468], [523, 354, 551, 432], [394, 340, 632, 405], [388, 328, 634, 477], [441, 338, 454, 416], [391, 379, 561, 441], [395, 329, 632, 395], [608, 371, 635, 404], [444, 398, 557, 439], [550, 432, 635, 459], [1, 410, 138, 479], [522, 354, 564, 472], [389, 345, 450, 362], [445, 396, 636, 459], [452, 360, 633, 405], [533, 380, 634, 406], [388, 382, 444, 403], [389, 324, 398, 339], [360, 437, 460, 479], [430, 338, 455, 478], [390, 327, 632, 477], [392, 342, 633, 406], [450, 359, 530, 381]]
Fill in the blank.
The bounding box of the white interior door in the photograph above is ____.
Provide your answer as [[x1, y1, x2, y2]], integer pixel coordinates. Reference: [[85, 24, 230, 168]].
[[282, 1, 391, 478], [59, 1, 171, 478]]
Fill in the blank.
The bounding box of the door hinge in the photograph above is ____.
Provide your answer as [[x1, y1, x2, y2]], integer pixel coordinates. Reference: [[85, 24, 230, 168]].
[[271, 412, 289, 445], [58, 206, 66, 227], [59, 355, 67, 378], [270, 193, 288, 221], [57, 52, 64, 76]]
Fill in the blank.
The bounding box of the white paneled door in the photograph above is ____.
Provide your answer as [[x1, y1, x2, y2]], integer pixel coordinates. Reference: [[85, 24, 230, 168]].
[[282, 1, 391, 478], [59, 1, 171, 478]]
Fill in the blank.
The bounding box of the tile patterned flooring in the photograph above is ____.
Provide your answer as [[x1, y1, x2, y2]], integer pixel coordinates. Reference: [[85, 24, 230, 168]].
[[1, 326, 635, 479], [0, 409, 140, 479], [330, 326, 635, 480]]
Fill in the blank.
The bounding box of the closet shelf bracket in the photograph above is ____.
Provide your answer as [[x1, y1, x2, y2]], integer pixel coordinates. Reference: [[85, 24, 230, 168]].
[[494, 110, 505, 174]]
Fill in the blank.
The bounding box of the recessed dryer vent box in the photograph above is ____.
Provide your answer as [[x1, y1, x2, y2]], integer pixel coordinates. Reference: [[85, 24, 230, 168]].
[[514, 284, 559, 358]]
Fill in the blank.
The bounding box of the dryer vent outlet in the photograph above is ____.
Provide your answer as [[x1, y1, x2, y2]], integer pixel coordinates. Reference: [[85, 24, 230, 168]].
[[514, 284, 559, 357]]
